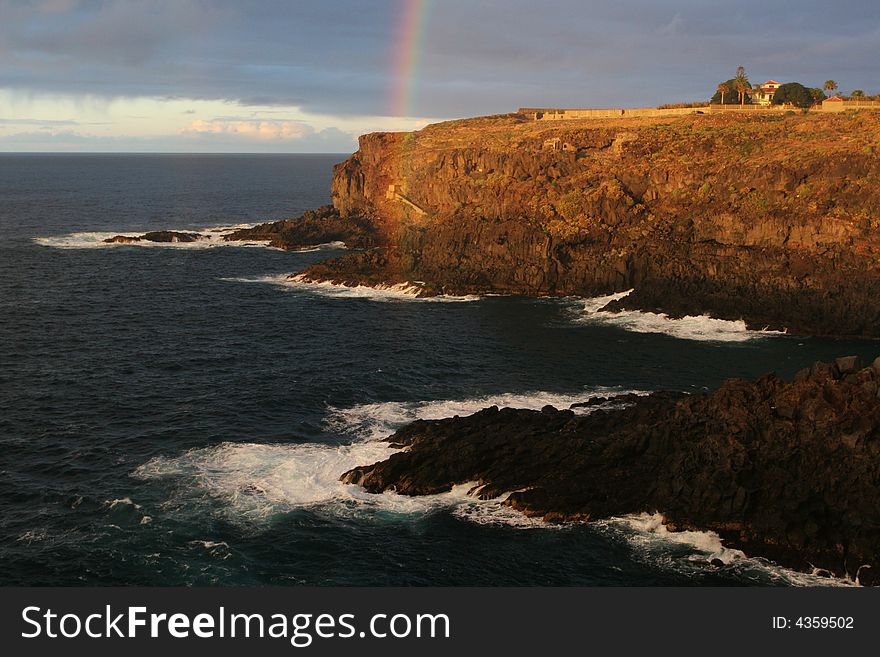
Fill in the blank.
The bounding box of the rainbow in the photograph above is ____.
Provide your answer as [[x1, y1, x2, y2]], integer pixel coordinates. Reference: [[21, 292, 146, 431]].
[[390, 0, 432, 118]]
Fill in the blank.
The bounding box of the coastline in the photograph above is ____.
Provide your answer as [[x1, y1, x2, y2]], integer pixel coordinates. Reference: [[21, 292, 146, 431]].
[[107, 112, 880, 583], [341, 357, 880, 584], [224, 112, 880, 339]]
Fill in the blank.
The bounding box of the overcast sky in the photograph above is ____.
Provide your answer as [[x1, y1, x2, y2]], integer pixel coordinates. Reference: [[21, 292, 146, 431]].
[[1, 0, 878, 152]]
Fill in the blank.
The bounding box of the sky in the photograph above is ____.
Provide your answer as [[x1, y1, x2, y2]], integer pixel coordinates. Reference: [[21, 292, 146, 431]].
[[1, 0, 878, 153]]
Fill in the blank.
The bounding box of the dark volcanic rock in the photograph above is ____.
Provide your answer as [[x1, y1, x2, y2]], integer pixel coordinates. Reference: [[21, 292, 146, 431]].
[[141, 231, 203, 243], [299, 113, 880, 338], [342, 359, 880, 584], [223, 205, 377, 251], [103, 231, 202, 244], [104, 235, 142, 244]]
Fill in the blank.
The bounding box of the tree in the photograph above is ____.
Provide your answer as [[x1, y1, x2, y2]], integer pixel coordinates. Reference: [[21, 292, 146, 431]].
[[716, 82, 730, 105], [824, 79, 838, 96], [808, 88, 826, 104], [734, 78, 751, 106], [852, 89, 865, 98], [711, 78, 752, 104], [772, 82, 815, 109], [735, 66, 750, 105]]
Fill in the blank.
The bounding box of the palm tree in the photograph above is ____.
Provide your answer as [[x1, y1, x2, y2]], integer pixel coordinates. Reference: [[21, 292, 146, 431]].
[[734, 79, 750, 106], [734, 66, 750, 106], [717, 82, 730, 105], [824, 80, 838, 97]]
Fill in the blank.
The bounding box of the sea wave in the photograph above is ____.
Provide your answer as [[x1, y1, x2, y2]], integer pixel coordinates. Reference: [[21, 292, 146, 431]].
[[32, 224, 351, 251], [596, 513, 859, 587], [33, 224, 257, 249], [225, 273, 481, 302], [133, 440, 485, 521], [133, 391, 859, 586], [133, 388, 644, 524], [324, 388, 644, 441], [576, 290, 785, 342]]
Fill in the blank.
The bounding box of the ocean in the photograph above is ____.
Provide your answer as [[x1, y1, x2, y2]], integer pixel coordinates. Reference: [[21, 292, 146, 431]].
[[1, 153, 876, 586]]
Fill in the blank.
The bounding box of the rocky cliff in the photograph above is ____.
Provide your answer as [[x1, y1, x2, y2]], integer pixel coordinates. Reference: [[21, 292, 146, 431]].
[[342, 356, 880, 584], [285, 111, 880, 337]]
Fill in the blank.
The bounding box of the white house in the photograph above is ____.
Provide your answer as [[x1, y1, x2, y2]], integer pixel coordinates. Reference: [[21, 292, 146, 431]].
[[755, 80, 781, 106]]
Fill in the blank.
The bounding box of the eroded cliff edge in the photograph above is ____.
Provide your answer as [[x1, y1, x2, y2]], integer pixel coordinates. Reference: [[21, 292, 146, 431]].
[[232, 111, 880, 338]]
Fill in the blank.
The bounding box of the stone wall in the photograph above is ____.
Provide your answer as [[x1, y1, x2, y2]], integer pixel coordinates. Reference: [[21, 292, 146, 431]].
[[520, 103, 880, 121], [822, 99, 880, 112], [519, 107, 706, 120]]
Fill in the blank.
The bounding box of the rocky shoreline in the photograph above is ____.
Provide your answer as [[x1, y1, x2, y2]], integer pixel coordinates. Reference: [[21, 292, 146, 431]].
[[139, 114, 880, 582], [104, 230, 204, 244], [224, 112, 880, 338], [224, 205, 376, 251], [342, 357, 880, 585]]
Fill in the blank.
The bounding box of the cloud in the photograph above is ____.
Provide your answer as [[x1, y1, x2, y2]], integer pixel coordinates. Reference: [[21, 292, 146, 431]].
[[180, 118, 313, 140], [0, 121, 358, 153], [0, 117, 79, 125], [2, 0, 880, 151]]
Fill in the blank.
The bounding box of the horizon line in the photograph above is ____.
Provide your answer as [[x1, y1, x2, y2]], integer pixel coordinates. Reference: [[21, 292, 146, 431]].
[[0, 151, 356, 155]]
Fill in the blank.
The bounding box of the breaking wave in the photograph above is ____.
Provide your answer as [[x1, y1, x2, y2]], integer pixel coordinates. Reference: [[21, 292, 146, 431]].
[[133, 388, 644, 525], [32, 225, 348, 251], [133, 439, 562, 529], [576, 290, 785, 342], [596, 513, 859, 587], [324, 388, 643, 442], [224, 273, 480, 302], [133, 389, 853, 586], [34, 224, 257, 249]]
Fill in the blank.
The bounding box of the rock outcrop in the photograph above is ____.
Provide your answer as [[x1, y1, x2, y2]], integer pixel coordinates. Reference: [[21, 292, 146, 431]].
[[295, 111, 880, 336], [104, 231, 203, 243], [223, 205, 377, 251], [342, 357, 880, 584]]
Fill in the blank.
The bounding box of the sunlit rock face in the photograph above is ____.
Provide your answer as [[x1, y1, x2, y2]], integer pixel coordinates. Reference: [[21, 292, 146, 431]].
[[304, 111, 880, 337]]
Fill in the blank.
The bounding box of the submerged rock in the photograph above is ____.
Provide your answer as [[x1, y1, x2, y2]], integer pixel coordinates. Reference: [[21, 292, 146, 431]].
[[342, 358, 880, 584]]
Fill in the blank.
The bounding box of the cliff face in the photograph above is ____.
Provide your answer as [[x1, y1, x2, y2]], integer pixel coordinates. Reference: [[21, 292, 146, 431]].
[[315, 111, 880, 337]]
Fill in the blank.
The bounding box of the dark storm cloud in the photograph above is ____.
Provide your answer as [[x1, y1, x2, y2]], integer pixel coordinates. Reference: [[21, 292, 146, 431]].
[[2, 0, 879, 117]]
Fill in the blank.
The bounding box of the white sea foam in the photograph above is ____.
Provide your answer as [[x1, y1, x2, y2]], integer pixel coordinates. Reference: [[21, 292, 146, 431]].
[[283, 274, 481, 302], [133, 390, 851, 585], [133, 389, 636, 527], [223, 272, 480, 302], [33, 224, 256, 249], [597, 513, 859, 587], [135, 441, 856, 583], [133, 438, 565, 532], [32, 223, 351, 251], [134, 440, 488, 523], [325, 388, 641, 442], [105, 497, 141, 510], [292, 240, 348, 252], [576, 289, 785, 342]]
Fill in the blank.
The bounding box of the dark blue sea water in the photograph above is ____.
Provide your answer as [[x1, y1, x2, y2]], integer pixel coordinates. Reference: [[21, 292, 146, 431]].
[[1, 154, 876, 586]]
